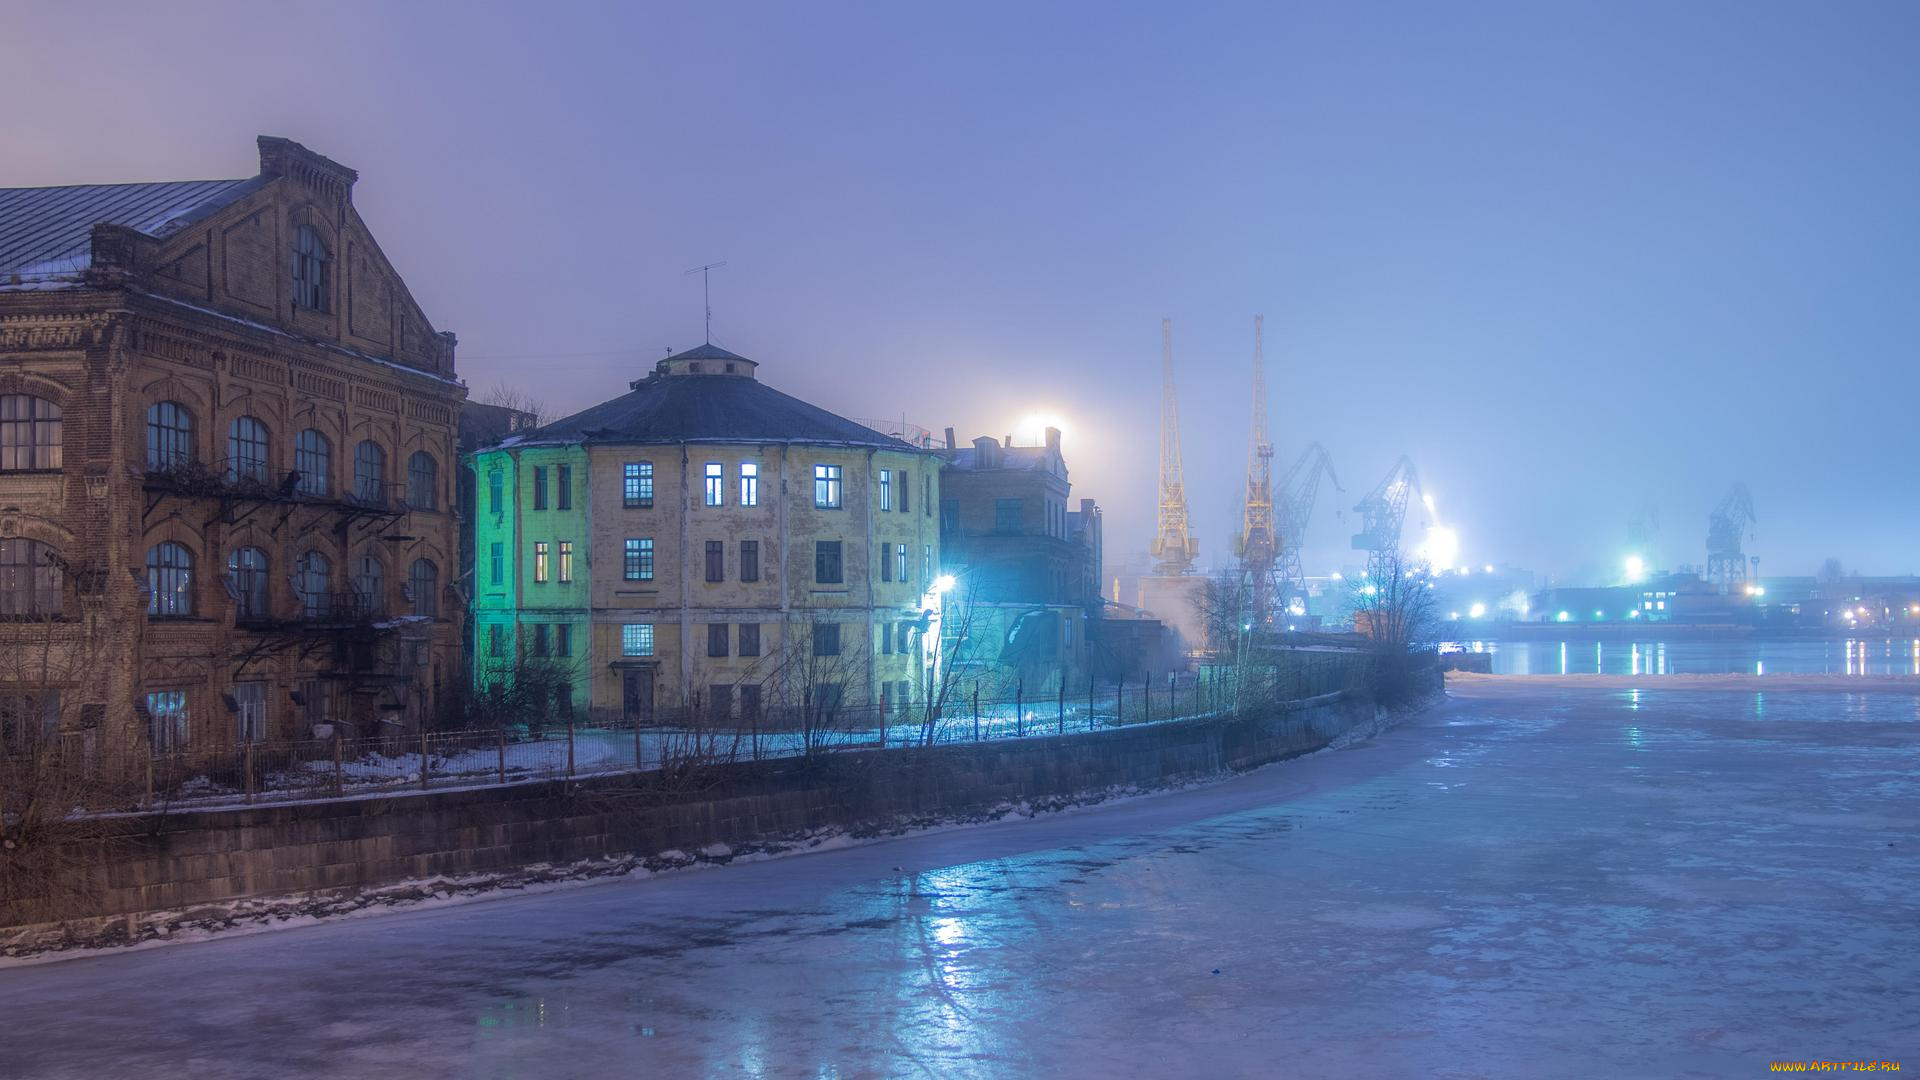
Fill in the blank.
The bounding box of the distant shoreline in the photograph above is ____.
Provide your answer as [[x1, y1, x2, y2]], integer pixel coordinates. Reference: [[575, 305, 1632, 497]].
[[1445, 624, 1909, 642]]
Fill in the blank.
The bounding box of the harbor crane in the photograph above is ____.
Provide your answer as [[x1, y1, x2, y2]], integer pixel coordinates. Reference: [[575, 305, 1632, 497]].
[[1276, 442, 1342, 612], [1233, 316, 1280, 620], [1706, 482, 1756, 592], [1351, 455, 1421, 580], [1149, 318, 1199, 575]]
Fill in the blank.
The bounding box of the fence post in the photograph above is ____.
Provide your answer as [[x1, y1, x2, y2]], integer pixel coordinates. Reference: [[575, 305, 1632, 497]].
[[332, 733, 344, 796], [498, 724, 508, 784], [566, 717, 576, 777], [1057, 677, 1065, 735], [634, 716, 646, 770], [420, 726, 431, 791], [244, 743, 256, 804], [1145, 672, 1152, 725], [972, 684, 980, 742], [1015, 678, 1024, 738]]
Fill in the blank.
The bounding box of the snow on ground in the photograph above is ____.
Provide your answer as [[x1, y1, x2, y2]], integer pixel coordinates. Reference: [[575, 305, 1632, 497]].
[[3, 680, 1916, 1078]]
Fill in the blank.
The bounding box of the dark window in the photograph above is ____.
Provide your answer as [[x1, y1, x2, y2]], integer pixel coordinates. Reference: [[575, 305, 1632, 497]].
[[353, 441, 385, 504], [705, 540, 724, 582], [489, 623, 506, 658], [624, 538, 653, 581], [407, 452, 437, 509], [0, 394, 60, 471], [295, 429, 331, 496], [489, 542, 503, 586], [881, 622, 893, 655], [995, 497, 1024, 533], [292, 225, 329, 312], [708, 623, 729, 657], [708, 685, 733, 724], [227, 546, 268, 619], [814, 540, 843, 584], [533, 466, 548, 510], [556, 623, 572, 657], [487, 470, 503, 514], [557, 464, 572, 510], [227, 416, 269, 483], [351, 555, 384, 617], [408, 559, 438, 617], [146, 401, 193, 470], [880, 545, 892, 582], [624, 462, 653, 508], [739, 622, 760, 657], [924, 472, 931, 516], [812, 621, 841, 656], [533, 623, 551, 657], [0, 539, 63, 617], [146, 541, 193, 617], [739, 683, 762, 722], [900, 469, 910, 513], [813, 464, 842, 508], [740, 540, 759, 582], [296, 551, 331, 617], [940, 499, 959, 535]]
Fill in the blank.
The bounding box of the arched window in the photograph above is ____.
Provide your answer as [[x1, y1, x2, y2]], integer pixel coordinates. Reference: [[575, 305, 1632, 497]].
[[295, 551, 331, 618], [227, 547, 269, 619], [351, 555, 384, 617], [0, 395, 61, 471], [146, 541, 193, 617], [146, 402, 193, 471], [0, 538, 63, 617], [352, 441, 386, 504], [406, 451, 437, 510], [294, 429, 331, 497], [227, 416, 269, 484], [407, 559, 438, 618], [292, 225, 329, 312]]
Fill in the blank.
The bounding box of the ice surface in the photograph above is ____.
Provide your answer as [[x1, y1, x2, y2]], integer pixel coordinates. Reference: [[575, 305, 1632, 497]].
[[1, 680, 1915, 1078]]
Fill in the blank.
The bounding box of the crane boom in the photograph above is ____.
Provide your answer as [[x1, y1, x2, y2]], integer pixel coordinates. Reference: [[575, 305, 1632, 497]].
[[1149, 318, 1198, 574], [1352, 455, 1421, 579], [1274, 442, 1341, 611], [1706, 481, 1756, 592]]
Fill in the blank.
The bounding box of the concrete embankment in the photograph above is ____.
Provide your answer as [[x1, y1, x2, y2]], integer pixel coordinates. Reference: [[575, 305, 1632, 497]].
[[3, 678, 1439, 955]]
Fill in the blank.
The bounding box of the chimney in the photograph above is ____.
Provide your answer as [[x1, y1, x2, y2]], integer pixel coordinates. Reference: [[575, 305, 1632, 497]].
[[1003, 434, 1012, 449], [943, 426, 956, 451], [1045, 427, 1062, 454]]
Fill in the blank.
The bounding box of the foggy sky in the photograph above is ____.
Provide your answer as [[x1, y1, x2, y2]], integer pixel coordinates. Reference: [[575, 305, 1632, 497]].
[[5, 1, 1917, 582]]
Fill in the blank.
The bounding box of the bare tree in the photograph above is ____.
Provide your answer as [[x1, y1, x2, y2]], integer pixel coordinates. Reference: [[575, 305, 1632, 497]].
[[1348, 550, 1440, 653], [477, 381, 550, 429], [1195, 573, 1263, 713], [761, 611, 875, 757]]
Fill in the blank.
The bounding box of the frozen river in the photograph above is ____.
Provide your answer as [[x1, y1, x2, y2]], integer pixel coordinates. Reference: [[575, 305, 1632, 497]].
[[2, 678, 1916, 1078]]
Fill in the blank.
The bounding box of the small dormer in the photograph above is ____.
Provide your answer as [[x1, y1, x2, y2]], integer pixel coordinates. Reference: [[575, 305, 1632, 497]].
[[652, 343, 759, 379]]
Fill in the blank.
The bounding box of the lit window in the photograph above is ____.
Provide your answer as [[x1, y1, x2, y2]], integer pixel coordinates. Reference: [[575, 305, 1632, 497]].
[[739, 461, 759, 507], [295, 429, 331, 496], [557, 541, 573, 583], [0, 395, 61, 471], [624, 538, 654, 581], [813, 464, 842, 508], [622, 624, 654, 656], [533, 541, 549, 583], [879, 469, 892, 511], [624, 462, 653, 508], [227, 416, 269, 483], [704, 462, 725, 507], [145, 690, 189, 753], [292, 225, 329, 312], [146, 401, 193, 471], [145, 541, 194, 617], [896, 543, 908, 584]]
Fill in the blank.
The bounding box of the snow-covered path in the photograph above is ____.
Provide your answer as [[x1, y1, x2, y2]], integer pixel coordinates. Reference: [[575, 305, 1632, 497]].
[[3, 681, 1917, 1078]]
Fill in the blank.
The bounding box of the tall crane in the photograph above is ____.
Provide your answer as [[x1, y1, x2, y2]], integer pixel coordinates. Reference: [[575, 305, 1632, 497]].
[[1706, 482, 1756, 592], [1351, 455, 1421, 580], [1276, 442, 1342, 612], [1233, 316, 1279, 617], [1149, 318, 1199, 575]]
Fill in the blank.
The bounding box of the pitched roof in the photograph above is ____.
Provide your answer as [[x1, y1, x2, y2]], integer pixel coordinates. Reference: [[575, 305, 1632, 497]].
[[0, 178, 262, 281], [517, 357, 913, 451]]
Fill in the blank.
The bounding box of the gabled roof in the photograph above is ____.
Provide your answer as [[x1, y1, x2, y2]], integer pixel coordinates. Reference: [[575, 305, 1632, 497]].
[[0, 178, 262, 281], [662, 342, 754, 364], [517, 355, 914, 451]]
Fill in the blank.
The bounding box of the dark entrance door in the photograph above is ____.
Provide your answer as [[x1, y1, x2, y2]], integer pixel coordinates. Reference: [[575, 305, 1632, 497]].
[[622, 668, 654, 724]]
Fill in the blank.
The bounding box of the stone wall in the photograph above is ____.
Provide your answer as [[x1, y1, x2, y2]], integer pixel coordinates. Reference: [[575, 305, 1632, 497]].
[[3, 685, 1417, 937]]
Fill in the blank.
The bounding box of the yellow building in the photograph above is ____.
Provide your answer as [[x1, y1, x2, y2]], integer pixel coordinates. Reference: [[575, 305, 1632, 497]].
[[479, 344, 941, 726]]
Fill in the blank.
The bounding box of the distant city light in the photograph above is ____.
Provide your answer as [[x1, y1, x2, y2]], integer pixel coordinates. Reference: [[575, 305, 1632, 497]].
[[1594, 609, 1606, 620], [1482, 564, 1494, 574], [933, 574, 957, 593], [1418, 524, 1460, 573], [1468, 602, 1487, 619], [1015, 412, 1069, 444], [1448, 611, 1461, 620], [1624, 554, 1646, 584]]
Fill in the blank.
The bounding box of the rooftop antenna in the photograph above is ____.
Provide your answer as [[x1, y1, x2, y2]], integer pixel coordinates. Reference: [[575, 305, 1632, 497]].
[[684, 261, 727, 343]]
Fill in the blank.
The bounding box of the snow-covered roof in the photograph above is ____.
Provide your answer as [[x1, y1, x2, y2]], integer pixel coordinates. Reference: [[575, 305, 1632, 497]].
[[0, 177, 262, 284]]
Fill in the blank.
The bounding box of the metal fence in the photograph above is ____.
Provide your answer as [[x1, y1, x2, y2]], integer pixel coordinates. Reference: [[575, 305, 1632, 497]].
[[50, 653, 1373, 814]]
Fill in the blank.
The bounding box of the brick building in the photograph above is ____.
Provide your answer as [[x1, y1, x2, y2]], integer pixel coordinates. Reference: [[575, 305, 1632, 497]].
[[0, 136, 464, 755], [470, 344, 943, 725]]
